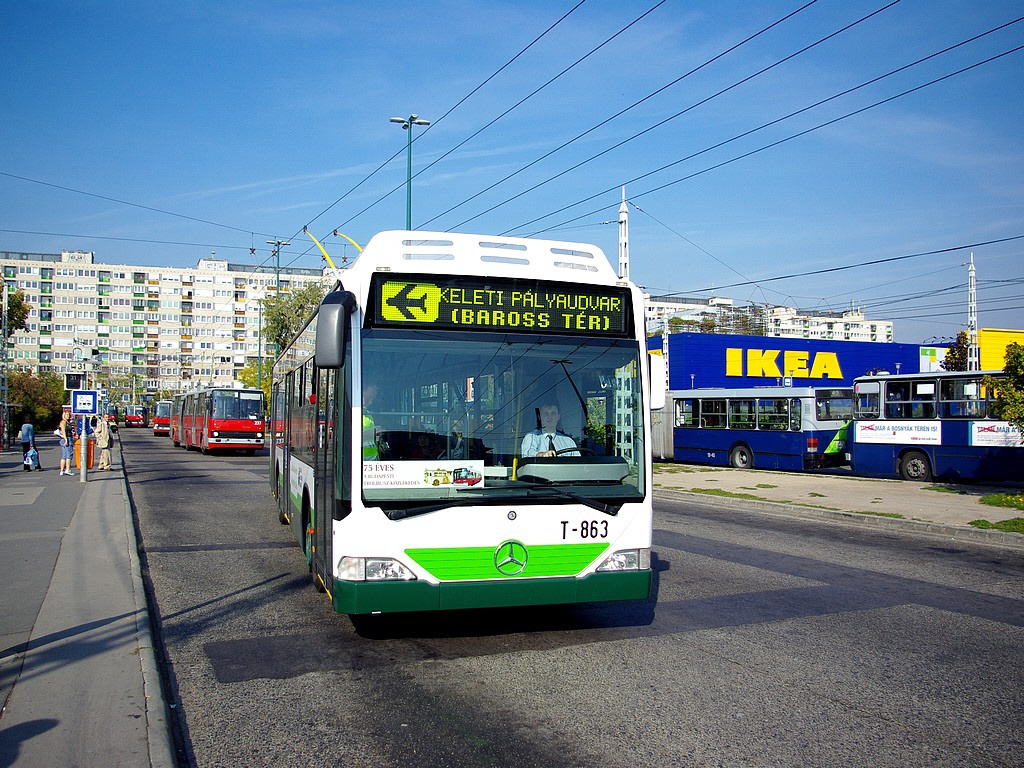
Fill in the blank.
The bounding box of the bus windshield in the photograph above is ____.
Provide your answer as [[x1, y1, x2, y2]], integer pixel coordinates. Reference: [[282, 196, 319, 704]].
[[361, 329, 645, 508], [212, 390, 265, 420]]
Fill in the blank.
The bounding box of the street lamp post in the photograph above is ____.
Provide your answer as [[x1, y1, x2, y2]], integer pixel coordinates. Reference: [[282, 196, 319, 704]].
[[389, 114, 430, 229]]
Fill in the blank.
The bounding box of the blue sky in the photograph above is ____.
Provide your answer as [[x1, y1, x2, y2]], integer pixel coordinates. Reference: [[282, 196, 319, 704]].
[[3, 0, 1022, 344]]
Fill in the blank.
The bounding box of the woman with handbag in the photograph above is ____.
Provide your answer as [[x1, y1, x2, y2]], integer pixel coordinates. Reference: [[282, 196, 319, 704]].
[[57, 415, 75, 476], [19, 415, 42, 472]]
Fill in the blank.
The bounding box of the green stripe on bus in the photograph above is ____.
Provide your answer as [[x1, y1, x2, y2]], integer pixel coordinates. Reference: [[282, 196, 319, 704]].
[[405, 542, 610, 581]]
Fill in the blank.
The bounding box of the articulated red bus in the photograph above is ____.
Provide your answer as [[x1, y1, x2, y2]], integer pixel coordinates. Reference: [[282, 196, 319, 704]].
[[178, 385, 266, 455], [152, 399, 172, 436], [170, 393, 186, 446]]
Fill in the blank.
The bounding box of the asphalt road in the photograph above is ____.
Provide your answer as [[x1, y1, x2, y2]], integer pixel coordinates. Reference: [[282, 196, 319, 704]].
[[120, 428, 1024, 768]]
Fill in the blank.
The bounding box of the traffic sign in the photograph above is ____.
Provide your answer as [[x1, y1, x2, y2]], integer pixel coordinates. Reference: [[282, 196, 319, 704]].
[[71, 390, 99, 415]]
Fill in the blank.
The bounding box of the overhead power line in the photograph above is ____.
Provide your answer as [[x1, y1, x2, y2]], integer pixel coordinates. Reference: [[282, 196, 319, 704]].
[[417, 0, 823, 229], [0, 171, 272, 238], [298, 0, 589, 241], [505, 26, 1024, 237], [324, 0, 670, 238], [664, 235, 1024, 296], [439, 0, 897, 230], [0, 228, 255, 253]]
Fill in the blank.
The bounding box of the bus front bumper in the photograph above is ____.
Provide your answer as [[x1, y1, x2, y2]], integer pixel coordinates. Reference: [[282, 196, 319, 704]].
[[330, 570, 652, 615]]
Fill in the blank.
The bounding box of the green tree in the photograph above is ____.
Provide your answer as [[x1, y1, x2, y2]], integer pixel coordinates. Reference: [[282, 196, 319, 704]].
[[262, 282, 329, 353], [9, 370, 67, 427], [941, 331, 970, 371], [3, 288, 30, 337], [668, 317, 698, 334], [986, 342, 1024, 432]]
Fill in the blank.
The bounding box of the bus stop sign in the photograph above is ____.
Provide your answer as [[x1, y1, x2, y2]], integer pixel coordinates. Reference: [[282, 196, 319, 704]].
[[71, 390, 99, 415]]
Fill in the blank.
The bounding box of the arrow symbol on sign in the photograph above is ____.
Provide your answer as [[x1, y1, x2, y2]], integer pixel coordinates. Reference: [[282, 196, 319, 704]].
[[386, 284, 428, 320]]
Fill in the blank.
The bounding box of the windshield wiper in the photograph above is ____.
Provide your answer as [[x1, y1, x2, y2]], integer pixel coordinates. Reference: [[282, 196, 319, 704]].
[[382, 484, 621, 520], [384, 491, 503, 521], [519, 484, 620, 516]]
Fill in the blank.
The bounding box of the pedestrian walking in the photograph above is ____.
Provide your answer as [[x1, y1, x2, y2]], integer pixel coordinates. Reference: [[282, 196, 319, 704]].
[[19, 415, 42, 471], [95, 415, 112, 470], [57, 415, 75, 476]]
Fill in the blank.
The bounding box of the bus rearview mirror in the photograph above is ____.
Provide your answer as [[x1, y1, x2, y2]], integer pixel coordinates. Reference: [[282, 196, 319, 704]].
[[314, 290, 356, 369]]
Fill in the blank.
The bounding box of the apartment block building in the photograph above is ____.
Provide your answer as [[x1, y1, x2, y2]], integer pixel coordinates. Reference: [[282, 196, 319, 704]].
[[2, 248, 327, 397], [645, 295, 894, 343]]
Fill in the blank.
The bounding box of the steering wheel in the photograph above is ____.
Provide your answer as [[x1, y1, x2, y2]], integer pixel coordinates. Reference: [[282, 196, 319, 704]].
[[553, 446, 595, 456]]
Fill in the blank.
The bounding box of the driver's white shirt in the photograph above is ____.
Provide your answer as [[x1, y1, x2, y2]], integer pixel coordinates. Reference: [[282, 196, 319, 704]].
[[520, 430, 579, 457]]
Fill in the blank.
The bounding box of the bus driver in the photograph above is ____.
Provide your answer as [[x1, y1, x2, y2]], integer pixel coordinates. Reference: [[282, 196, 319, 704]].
[[520, 402, 579, 457]]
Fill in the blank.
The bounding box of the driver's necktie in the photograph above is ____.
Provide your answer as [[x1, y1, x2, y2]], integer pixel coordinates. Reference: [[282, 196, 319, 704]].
[[547, 434, 555, 453]]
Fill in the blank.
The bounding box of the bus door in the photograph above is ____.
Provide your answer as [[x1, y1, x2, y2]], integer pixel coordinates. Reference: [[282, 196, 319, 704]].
[[313, 367, 337, 592], [281, 372, 296, 520]]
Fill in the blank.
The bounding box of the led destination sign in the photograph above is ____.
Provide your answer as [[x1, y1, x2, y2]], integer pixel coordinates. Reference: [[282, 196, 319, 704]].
[[371, 275, 632, 336]]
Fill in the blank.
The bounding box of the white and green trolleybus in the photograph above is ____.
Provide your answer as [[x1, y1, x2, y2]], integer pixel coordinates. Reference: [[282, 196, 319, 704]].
[[270, 231, 659, 614]]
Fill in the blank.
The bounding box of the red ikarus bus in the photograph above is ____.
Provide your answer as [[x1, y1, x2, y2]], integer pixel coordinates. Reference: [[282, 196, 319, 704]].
[[152, 399, 172, 436], [125, 405, 149, 428], [179, 385, 266, 455]]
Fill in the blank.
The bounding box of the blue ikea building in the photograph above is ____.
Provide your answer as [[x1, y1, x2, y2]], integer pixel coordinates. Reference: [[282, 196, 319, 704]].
[[652, 332, 942, 390]]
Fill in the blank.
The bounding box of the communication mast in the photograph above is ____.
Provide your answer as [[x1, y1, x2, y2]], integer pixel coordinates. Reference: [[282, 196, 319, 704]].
[[617, 186, 629, 281], [1, 280, 8, 450], [967, 253, 979, 371]]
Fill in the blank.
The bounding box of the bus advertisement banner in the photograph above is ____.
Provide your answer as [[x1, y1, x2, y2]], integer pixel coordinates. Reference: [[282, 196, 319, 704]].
[[970, 422, 1024, 448], [854, 421, 941, 445], [364, 460, 486, 489]]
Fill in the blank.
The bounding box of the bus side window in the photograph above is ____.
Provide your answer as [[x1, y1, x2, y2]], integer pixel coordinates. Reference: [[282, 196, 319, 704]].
[[942, 377, 986, 418], [885, 382, 911, 418], [789, 399, 801, 431], [757, 399, 787, 431], [674, 399, 696, 427], [911, 381, 936, 419], [854, 381, 880, 419], [728, 399, 755, 430], [700, 399, 727, 429]]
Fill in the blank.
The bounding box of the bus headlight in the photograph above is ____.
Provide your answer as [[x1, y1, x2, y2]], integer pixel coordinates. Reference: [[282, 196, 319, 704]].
[[337, 556, 417, 582], [596, 548, 650, 572], [211, 431, 219, 437]]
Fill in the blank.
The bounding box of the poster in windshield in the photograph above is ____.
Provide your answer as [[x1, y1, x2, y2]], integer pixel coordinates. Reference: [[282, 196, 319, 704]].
[[364, 461, 485, 489]]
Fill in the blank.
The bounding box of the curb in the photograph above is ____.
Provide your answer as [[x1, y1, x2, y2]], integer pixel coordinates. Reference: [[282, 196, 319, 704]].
[[654, 487, 1024, 552], [117, 438, 178, 768]]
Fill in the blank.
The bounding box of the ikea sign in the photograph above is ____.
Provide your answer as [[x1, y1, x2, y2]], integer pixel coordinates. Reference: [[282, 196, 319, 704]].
[[725, 347, 843, 379], [660, 333, 926, 389]]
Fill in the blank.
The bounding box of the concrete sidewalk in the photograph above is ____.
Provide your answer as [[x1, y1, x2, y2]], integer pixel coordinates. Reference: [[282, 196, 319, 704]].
[[654, 462, 1024, 549], [0, 439, 175, 767]]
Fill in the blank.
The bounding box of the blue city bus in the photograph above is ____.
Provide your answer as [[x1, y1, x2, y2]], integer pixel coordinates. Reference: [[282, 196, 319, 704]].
[[849, 370, 1022, 481], [657, 386, 852, 470]]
